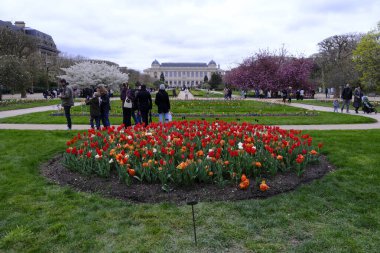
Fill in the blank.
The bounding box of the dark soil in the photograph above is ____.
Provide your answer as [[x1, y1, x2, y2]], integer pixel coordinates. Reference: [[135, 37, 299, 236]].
[[41, 155, 334, 205]]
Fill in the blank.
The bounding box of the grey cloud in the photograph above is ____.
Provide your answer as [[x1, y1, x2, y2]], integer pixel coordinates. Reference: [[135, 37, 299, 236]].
[[1, 0, 379, 71]]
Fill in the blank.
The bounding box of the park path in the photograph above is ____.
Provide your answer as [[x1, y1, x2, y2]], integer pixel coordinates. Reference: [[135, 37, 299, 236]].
[[0, 95, 379, 131], [262, 99, 380, 130]]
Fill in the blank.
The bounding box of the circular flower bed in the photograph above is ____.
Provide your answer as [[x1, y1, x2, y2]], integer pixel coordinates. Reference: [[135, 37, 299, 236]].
[[63, 120, 322, 192]]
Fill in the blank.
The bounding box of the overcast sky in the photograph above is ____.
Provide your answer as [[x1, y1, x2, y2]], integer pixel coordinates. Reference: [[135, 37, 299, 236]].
[[1, 0, 379, 71]]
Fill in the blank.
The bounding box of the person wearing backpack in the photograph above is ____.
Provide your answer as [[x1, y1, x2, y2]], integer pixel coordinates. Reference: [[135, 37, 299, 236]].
[[120, 83, 134, 127]]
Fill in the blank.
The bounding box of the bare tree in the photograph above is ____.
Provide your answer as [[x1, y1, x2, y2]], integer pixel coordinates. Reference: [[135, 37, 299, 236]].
[[315, 33, 362, 95]]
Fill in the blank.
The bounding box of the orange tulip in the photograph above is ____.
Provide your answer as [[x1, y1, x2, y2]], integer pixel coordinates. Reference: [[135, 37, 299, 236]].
[[255, 162, 262, 167], [176, 162, 187, 170], [277, 155, 283, 160], [260, 180, 269, 191], [208, 171, 214, 176], [310, 150, 318, 155], [241, 174, 247, 182], [239, 179, 250, 190], [127, 168, 136, 177]]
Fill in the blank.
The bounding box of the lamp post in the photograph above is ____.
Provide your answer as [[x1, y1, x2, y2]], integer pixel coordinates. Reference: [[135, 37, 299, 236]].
[[46, 65, 49, 90], [45, 54, 51, 91]]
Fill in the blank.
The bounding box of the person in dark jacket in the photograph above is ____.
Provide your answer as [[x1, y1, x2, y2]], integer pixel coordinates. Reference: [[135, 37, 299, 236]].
[[282, 88, 287, 103], [341, 83, 353, 113], [59, 79, 74, 130], [135, 84, 152, 126], [97, 84, 111, 127], [120, 83, 134, 127], [85, 92, 101, 130], [353, 86, 363, 114], [155, 84, 171, 123]]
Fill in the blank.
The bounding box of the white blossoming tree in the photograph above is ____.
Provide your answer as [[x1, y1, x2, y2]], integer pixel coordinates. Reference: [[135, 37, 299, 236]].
[[58, 61, 129, 90]]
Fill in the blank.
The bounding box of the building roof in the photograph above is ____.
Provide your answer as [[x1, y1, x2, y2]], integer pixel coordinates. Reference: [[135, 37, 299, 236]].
[[161, 62, 208, 67], [152, 59, 160, 65], [208, 60, 216, 65], [0, 20, 58, 55], [0, 20, 23, 31]]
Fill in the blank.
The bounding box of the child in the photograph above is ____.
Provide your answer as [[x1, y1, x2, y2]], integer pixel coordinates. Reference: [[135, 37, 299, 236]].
[[333, 99, 339, 112], [86, 92, 101, 130]]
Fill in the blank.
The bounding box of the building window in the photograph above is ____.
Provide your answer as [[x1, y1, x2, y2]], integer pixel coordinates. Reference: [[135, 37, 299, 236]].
[[174, 71, 177, 77], [191, 72, 194, 77], [195, 71, 199, 77], [154, 72, 157, 78], [165, 71, 168, 77], [178, 72, 181, 77], [187, 72, 190, 77]]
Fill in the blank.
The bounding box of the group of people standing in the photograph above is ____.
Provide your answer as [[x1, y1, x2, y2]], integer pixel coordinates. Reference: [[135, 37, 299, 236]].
[[59, 79, 113, 130], [118, 82, 171, 128], [60, 80, 171, 130], [85, 84, 111, 130]]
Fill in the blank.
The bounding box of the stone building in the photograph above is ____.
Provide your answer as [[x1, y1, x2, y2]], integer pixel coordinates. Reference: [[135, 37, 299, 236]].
[[0, 20, 59, 56], [143, 59, 224, 87]]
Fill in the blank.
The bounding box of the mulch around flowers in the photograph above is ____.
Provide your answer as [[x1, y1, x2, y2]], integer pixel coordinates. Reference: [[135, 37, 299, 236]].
[[41, 155, 335, 205]]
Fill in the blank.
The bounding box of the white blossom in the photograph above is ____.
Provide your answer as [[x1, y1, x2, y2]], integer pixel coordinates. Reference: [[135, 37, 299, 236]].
[[58, 61, 129, 90]]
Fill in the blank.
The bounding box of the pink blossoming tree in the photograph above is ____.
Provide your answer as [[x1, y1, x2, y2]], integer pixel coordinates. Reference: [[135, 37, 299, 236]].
[[225, 50, 315, 92]]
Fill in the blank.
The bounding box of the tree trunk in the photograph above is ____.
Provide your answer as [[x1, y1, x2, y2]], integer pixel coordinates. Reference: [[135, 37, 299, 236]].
[[21, 88, 27, 98]]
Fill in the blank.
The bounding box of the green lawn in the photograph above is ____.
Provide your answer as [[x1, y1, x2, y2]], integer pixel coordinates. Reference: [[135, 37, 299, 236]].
[[0, 129, 379, 252], [0, 100, 375, 125]]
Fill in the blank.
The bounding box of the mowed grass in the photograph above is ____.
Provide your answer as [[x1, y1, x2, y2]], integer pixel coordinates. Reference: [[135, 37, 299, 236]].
[[0, 129, 380, 252], [0, 100, 375, 125]]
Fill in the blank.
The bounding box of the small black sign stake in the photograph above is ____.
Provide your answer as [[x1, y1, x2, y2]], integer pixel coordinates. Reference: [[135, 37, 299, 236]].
[[187, 200, 198, 246]]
